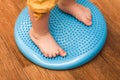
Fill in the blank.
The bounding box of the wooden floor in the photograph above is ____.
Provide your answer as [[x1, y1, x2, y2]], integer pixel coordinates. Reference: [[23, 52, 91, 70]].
[[0, 0, 120, 80]]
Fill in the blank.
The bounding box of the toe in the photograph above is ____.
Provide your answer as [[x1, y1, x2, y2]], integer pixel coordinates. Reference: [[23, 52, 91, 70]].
[[86, 8, 92, 21], [41, 50, 49, 57], [85, 20, 92, 26], [86, 14, 92, 21], [48, 53, 53, 58], [55, 50, 60, 56], [44, 53, 49, 57], [86, 8, 91, 14], [52, 53, 57, 57], [82, 17, 92, 26], [87, 21, 92, 26], [59, 49, 66, 57], [86, 11, 92, 20]]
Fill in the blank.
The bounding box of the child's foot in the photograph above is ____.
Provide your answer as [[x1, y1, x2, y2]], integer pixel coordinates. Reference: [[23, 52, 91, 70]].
[[29, 29, 66, 57], [29, 11, 66, 58], [58, 1, 92, 26]]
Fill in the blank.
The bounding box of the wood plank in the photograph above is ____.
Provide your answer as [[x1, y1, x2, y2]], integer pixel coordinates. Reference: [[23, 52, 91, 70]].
[[24, 65, 75, 80], [0, 0, 120, 80]]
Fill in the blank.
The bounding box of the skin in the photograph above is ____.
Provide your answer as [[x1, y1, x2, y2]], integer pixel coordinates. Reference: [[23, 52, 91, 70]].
[[29, 0, 92, 58]]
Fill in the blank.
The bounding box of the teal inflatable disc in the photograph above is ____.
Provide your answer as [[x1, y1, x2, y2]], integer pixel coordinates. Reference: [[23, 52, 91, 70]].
[[14, 0, 107, 70]]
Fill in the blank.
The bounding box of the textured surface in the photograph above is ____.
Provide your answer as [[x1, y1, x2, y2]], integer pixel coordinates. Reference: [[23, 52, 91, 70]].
[[1, 0, 120, 79], [14, 0, 107, 70]]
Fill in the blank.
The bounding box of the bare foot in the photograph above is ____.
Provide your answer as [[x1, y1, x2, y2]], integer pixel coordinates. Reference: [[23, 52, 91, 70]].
[[29, 29, 66, 57], [58, 1, 92, 26], [29, 10, 66, 58]]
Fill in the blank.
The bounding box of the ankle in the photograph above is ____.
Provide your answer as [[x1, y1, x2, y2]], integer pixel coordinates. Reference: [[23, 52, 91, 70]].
[[58, 0, 76, 8], [57, 1, 77, 12], [29, 27, 49, 39]]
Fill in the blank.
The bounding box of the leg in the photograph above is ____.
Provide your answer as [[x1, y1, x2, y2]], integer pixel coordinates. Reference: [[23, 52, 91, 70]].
[[27, 0, 66, 57], [58, 0, 92, 26]]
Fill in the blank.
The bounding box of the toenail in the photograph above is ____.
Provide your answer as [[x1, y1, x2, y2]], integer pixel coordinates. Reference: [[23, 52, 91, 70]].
[[61, 53, 66, 57], [86, 16, 91, 20], [49, 55, 52, 58], [63, 51, 66, 55], [60, 50, 66, 56], [88, 21, 92, 26], [52, 53, 56, 57], [45, 53, 49, 57], [62, 50, 65, 53]]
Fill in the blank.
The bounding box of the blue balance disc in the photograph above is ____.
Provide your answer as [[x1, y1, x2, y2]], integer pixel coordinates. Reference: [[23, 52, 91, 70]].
[[14, 0, 107, 70]]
